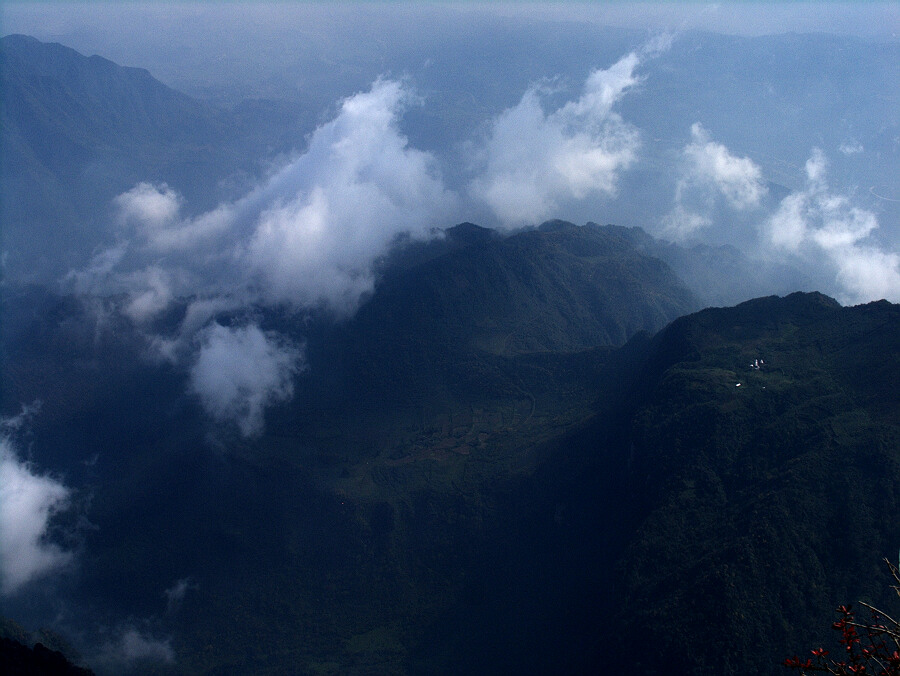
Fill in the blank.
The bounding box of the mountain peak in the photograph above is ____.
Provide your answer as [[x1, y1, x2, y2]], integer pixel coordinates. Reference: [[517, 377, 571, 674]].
[[537, 218, 578, 232], [444, 222, 497, 245]]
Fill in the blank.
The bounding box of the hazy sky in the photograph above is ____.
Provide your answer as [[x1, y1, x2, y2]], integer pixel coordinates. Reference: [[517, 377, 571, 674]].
[[3, 2, 899, 44], [487, 1, 900, 39]]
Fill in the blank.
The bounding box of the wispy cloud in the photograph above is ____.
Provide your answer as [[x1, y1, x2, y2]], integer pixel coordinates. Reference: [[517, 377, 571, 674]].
[[470, 52, 643, 226], [838, 139, 863, 156], [95, 78, 455, 319], [164, 576, 196, 615], [190, 323, 304, 437], [661, 204, 711, 241], [767, 149, 900, 303], [663, 123, 766, 240], [65, 79, 458, 433], [0, 401, 42, 433], [0, 435, 72, 595], [97, 627, 175, 668]]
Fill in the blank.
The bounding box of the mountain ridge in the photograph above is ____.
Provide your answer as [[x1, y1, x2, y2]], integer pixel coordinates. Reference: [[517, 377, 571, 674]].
[[0, 34, 303, 282]]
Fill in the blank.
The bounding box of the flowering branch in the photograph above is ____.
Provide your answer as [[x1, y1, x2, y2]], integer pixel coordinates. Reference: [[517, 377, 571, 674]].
[[784, 559, 900, 676]]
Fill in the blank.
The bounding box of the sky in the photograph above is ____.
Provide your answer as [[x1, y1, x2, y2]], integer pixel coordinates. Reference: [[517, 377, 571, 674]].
[[3, 2, 899, 42], [2, 2, 898, 99], [489, 1, 900, 39]]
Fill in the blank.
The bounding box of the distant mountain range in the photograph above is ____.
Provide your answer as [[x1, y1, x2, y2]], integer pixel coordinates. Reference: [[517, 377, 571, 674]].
[[2, 34, 899, 676], [0, 33, 826, 307], [1, 34, 304, 282]]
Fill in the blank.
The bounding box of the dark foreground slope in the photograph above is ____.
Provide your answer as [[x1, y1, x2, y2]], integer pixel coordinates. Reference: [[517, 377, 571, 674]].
[[396, 293, 899, 675], [4, 286, 897, 675], [0, 220, 696, 675], [602, 293, 900, 675]]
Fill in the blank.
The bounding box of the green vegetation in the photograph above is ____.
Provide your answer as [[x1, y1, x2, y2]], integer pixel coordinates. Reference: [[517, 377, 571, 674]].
[[3, 271, 898, 675]]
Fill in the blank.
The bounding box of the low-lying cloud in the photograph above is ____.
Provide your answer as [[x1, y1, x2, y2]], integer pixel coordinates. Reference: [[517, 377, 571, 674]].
[[67, 78, 460, 433], [99, 78, 455, 318], [681, 123, 766, 210], [190, 323, 304, 437], [0, 435, 72, 595], [120, 629, 175, 663], [470, 52, 642, 226], [663, 123, 766, 240], [97, 628, 175, 668], [244, 79, 455, 311], [767, 149, 900, 303]]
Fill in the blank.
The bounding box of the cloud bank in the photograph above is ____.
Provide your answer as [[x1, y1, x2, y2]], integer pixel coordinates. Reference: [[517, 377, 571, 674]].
[[190, 323, 303, 437], [0, 436, 72, 595], [470, 52, 642, 226], [767, 149, 900, 304]]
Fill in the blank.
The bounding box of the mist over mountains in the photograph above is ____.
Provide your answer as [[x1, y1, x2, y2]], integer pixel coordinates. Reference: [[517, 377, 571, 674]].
[[1, 15, 899, 676]]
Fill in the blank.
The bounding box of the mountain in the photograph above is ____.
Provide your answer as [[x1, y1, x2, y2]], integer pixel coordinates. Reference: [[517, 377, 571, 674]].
[[0, 34, 303, 282], [3, 32, 899, 676], [0, 638, 94, 676], [409, 293, 900, 675], [604, 293, 900, 674], [297, 220, 698, 403], [0, 216, 698, 673], [5, 261, 898, 674], [604, 222, 817, 308]]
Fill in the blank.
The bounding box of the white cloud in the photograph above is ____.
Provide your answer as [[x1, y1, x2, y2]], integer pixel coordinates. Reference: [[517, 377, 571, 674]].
[[839, 139, 863, 155], [766, 148, 900, 304], [767, 192, 809, 250], [98, 628, 175, 666], [114, 183, 233, 253], [148, 296, 243, 364], [243, 78, 455, 313], [0, 436, 72, 595], [660, 205, 711, 241], [805, 147, 829, 186], [94, 78, 455, 319], [470, 52, 642, 226], [190, 323, 303, 437], [661, 123, 766, 241], [831, 246, 900, 303], [121, 266, 176, 323], [114, 182, 182, 230], [680, 123, 767, 210]]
